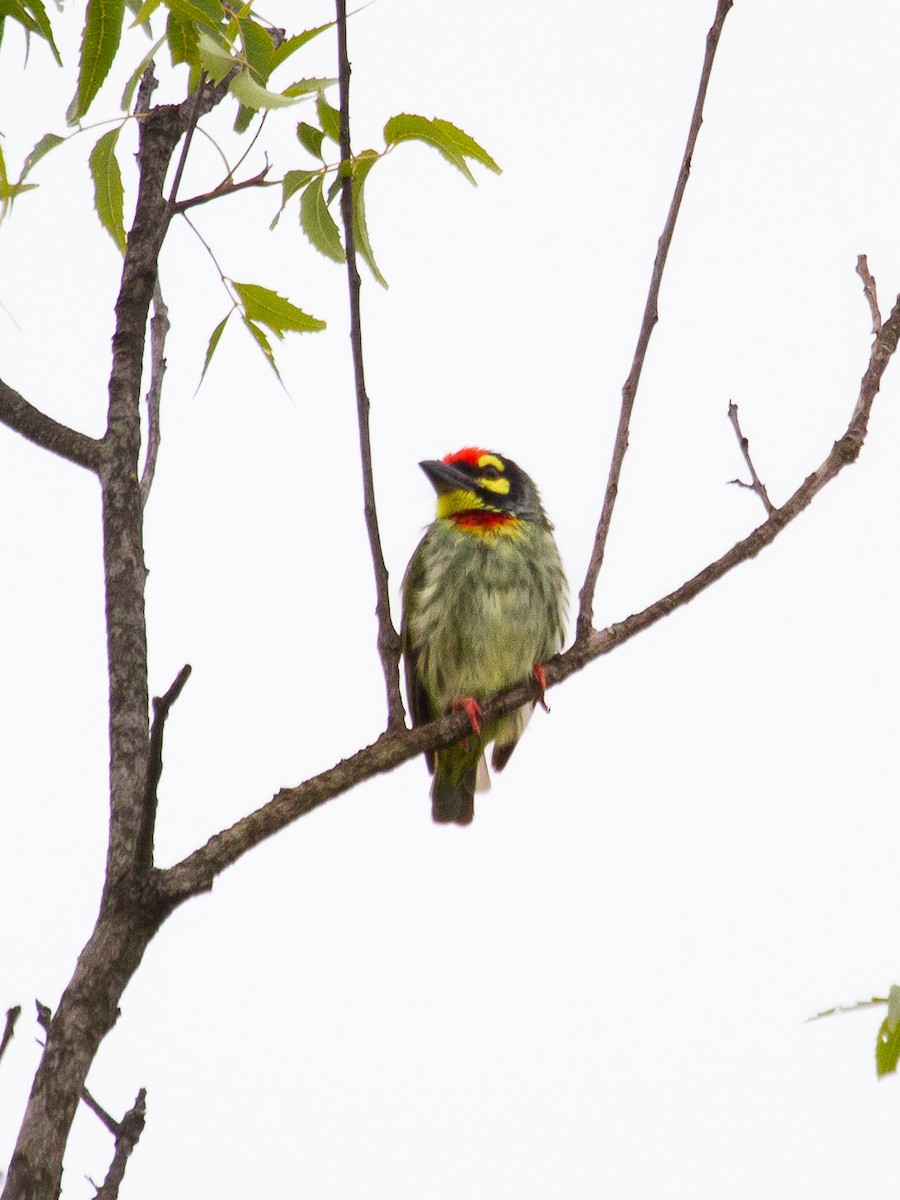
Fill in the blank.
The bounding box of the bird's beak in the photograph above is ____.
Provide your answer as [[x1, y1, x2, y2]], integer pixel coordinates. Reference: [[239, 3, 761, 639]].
[[419, 459, 473, 494]]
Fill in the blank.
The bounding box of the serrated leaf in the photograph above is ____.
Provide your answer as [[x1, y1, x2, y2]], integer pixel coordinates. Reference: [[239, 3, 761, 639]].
[[20, 0, 60, 61], [197, 28, 233, 82], [352, 149, 386, 287], [383, 113, 500, 185], [270, 21, 334, 70], [121, 31, 166, 110], [19, 131, 64, 182], [71, 0, 126, 122], [167, 0, 222, 34], [300, 174, 344, 263], [197, 311, 231, 387], [240, 314, 281, 380], [89, 126, 126, 253], [283, 76, 336, 98], [297, 121, 324, 161], [166, 9, 198, 69], [316, 90, 341, 144], [233, 281, 325, 335], [128, 0, 160, 27], [269, 168, 316, 228], [238, 16, 273, 83], [229, 69, 300, 111], [876, 985, 900, 1077]]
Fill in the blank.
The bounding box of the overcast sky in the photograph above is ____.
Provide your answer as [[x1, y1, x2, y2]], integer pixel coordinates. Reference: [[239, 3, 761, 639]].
[[3, 1, 900, 1196]]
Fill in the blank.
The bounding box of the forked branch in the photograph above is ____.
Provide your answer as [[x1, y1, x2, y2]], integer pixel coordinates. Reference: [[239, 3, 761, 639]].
[[576, 0, 734, 641]]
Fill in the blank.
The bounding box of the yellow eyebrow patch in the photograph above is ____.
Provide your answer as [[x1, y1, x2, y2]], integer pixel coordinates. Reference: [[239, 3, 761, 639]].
[[477, 453, 504, 471], [479, 475, 510, 495]]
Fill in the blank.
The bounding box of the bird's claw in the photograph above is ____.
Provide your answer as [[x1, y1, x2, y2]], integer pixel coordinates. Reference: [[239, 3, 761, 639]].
[[531, 664, 550, 712], [451, 696, 482, 736]]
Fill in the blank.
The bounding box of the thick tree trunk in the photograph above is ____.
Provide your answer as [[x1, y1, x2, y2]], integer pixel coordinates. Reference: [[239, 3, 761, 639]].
[[2, 882, 166, 1200]]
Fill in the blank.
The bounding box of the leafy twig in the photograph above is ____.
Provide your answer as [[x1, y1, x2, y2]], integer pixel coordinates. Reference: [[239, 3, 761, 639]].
[[576, 0, 734, 642], [172, 164, 274, 213], [335, 0, 405, 729], [727, 401, 775, 515]]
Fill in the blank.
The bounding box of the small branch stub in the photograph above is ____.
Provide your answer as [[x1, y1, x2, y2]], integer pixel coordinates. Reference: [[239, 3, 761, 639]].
[[727, 401, 776, 515], [857, 254, 882, 335]]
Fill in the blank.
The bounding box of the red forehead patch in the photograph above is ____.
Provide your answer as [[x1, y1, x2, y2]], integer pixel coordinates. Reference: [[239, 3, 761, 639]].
[[442, 446, 488, 467]]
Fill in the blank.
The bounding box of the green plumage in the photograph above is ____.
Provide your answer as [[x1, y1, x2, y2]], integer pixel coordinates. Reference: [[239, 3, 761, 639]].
[[401, 449, 567, 825]]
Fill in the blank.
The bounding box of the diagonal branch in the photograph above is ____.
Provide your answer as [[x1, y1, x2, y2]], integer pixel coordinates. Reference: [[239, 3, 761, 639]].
[[158, 288, 900, 905], [136, 663, 192, 873], [335, 0, 406, 731], [0, 378, 103, 471], [576, 0, 734, 642], [727, 401, 776, 515], [0, 1005, 21, 1067]]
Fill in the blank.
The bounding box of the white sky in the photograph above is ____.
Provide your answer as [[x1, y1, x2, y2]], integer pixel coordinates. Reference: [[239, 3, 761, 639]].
[[2, 1, 900, 1196]]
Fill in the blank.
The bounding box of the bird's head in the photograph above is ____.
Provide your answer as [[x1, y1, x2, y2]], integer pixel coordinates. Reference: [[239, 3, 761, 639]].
[[419, 447, 548, 527]]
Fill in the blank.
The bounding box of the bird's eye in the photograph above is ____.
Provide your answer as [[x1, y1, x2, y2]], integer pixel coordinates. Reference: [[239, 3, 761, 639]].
[[480, 465, 501, 480]]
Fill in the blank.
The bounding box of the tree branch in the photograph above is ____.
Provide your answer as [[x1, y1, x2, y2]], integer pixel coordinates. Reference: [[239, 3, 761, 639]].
[[139, 280, 169, 509], [727, 401, 775, 515], [335, 0, 405, 731], [0, 378, 103, 471], [171, 164, 273, 213], [158, 286, 900, 905], [576, 0, 734, 642], [136, 663, 192, 873], [91, 1089, 147, 1200], [857, 253, 882, 334], [0, 1006, 21, 1068]]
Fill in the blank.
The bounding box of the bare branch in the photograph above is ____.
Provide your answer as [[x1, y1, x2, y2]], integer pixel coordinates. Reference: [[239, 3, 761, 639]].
[[727, 401, 776, 515], [576, 0, 734, 642], [172, 164, 274, 214], [92, 1089, 147, 1200], [857, 253, 882, 334], [0, 1006, 21, 1067], [335, 0, 405, 730], [34, 1002, 119, 1135], [159, 288, 900, 906], [140, 281, 169, 509], [0, 378, 103, 471], [136, 663, 192, 873]]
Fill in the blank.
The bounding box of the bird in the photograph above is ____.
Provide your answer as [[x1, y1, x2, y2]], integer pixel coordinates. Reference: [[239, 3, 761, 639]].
[[401, 446, 567, 825]]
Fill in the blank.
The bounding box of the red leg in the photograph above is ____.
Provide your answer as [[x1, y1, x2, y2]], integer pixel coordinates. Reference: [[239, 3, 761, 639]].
[[531, 664, 550, 712], [450, 696, 482, 736]]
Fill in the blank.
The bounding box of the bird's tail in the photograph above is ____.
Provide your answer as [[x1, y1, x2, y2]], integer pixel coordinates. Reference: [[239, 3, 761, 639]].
[[431, 750, 489, 825]]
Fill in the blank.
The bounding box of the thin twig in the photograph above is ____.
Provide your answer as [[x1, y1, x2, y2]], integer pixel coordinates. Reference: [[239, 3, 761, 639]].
[[857, 253, 882, 334], [159, 287, 900, 904], [727, 401, 776, 515], [576, 0, 734, 642], [139, 280, 169, 509], [136, 663, 192, 873], [0, 1005, 21, 1066], [335, 0, 405, 730], [172, 164, 274, 214], [92, 1089, 147, 1200]]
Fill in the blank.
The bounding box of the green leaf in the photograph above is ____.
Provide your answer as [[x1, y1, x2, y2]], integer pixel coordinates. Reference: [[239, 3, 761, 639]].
[[71, 0, 126, 122], [166, 9, 198, 70], [197, 28, 233, 82], [876, 986, 900, 1077], [299, 173, 344, 263], [269, 168, 316, 228], [19, 0, 61, 61], [233, 281, 325, 335], [121, 30, 166, 110], [283, 76, 337, 98], [352, 149, 386, 287], [270, 21, 334, 70], [240, 313, 281, 380], [167, 0, 222, 34], [238, 16, 273, 83], [197, 311, 231, 387], [19, 131, 64, 182], [128, 0, 160, 27], [229, 69, 300, 111], [297, 121, 324, 161], [89, 126, 126, 253], [316, 90, 341, 144], [383, 113, 500, 184]]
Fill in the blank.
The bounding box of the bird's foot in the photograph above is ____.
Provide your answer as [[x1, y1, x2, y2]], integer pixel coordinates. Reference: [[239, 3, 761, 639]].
[[531, 664, 550, 712], [450, 696, 482, 736]]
